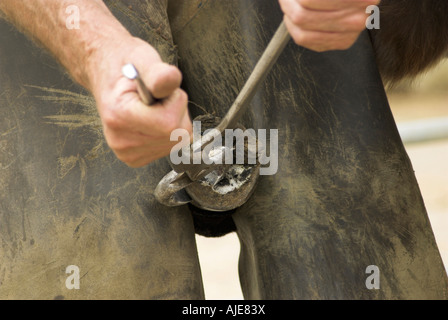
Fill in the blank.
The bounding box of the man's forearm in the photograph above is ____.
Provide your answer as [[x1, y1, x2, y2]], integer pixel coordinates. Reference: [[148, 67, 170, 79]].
[[0, 0, 131, 90]]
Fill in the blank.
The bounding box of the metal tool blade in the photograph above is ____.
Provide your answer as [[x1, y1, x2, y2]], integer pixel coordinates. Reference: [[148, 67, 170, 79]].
[[171, 21, 291, 179], [125, 21, 291, 208]]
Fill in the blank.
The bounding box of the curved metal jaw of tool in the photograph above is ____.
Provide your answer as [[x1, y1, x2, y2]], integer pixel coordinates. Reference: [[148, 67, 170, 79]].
[[154, 116, 263, 212], [155, 157, 261, 212], [126, 21, 291, 211], [154, 170, 193, 207]]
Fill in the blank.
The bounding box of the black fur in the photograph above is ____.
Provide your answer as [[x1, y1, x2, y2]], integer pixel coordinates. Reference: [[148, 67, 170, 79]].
[[188, 204, 237, 237], [370, 0, 448, 85]]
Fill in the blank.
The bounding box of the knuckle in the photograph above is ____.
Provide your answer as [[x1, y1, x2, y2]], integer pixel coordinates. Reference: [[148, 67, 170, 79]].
[[107, 139, 128, 154], [176, 89, 189, 109], [169, 64, 183, 83], [115, 153, 129, 164], [313, 46, 328, 53], [126, 160, 144, 168], [159, 92, 189, 135], [307, 42, 328, 52], [174, 89, 188, 109], [292, 36, 303, 47], [159, 113, 179, 135], [105, 133, 137, 154], [184, 122, 193, 136], [339, 42, 353, 51], [289, 7, 306, 26], [349, 14, 368, 31], [290, 29, 306, 46], [291, 31, 323, 52], [297, 0, 312, 8], [150, 64, 183, 95], [117, 153, 141, 167], [101, 108, 122, 130], [178, 88, 188, 102], [336, 37, 356, 51]]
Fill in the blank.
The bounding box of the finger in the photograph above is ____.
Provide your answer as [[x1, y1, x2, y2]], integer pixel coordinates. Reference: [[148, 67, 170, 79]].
[[285, 7, 369, 33], [117, 141, 177, 168], [105, 126, 180, 166], [281, 0, 372, 33], [297, 0, 380, 11], [285, 16, 361, 51], [140, 62, 182, 99], [178, 108, 193, 144], [111, 88, 189, 136]]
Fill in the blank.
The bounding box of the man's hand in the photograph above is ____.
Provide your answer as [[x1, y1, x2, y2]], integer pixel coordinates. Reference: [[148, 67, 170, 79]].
[[279, 0, 380, 52], [89, 37, 192, 168], [0, 0, 192, 168]]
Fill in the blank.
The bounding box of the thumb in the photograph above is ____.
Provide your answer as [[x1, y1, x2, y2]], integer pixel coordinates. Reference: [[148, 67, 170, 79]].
[[140, 62, 183, 100]]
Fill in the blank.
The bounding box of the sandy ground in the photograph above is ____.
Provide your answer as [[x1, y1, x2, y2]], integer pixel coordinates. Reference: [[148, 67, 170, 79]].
[[195, 63, 448, 300]]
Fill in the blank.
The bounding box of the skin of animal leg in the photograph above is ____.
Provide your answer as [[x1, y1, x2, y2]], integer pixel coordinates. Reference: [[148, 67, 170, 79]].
[[0, 0, 204, 300], [168, 0, 448, 299]]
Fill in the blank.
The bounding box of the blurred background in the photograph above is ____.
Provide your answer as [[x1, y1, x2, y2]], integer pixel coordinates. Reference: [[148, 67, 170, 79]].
[[195, 59, 448, 300]]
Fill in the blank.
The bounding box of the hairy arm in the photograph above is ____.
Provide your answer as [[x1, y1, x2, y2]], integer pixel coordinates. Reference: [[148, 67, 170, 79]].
[[0, 0, 192, 167], [0, 0, 127, 89]]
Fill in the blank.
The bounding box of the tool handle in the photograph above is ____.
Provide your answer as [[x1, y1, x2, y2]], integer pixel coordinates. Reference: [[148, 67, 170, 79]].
[[218, 21, 291, 132], [135, 77, 155, 105], [122, 63, 156, 105], [192, 21, 291, 154]]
